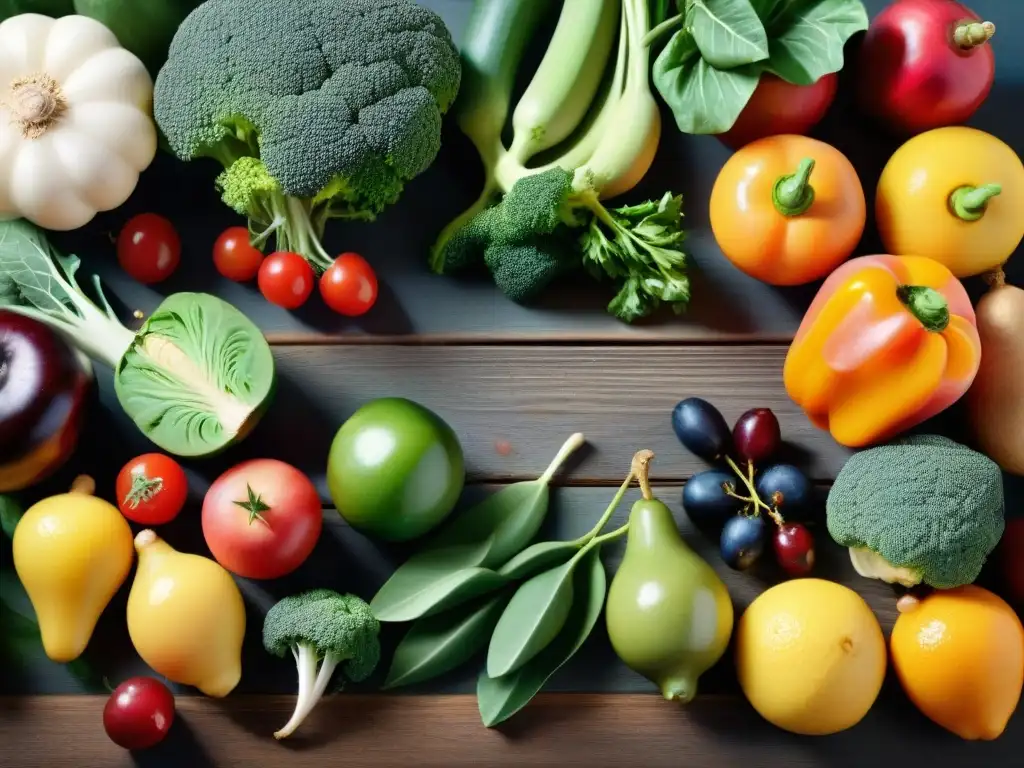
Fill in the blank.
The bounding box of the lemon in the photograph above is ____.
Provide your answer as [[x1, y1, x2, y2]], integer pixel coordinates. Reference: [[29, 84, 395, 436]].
[[735, 578, 887, 735]]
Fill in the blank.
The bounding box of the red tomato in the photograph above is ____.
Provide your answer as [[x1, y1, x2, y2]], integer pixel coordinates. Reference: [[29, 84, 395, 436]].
[[718, 73, 838, 151], [115, 453, 188, 525], [213, 226, 264, 282], [258, 251, 315, 309], [999, 517, 1024, 606], [103, 677, 176, 751], [117, 213, 181, 284], [319, 252, 378, 316], [201, 459, 322, 579]]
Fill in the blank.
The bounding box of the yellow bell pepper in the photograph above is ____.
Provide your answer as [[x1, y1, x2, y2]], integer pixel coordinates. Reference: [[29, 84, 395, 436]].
[[876, 126, 1024, 278], [784, 255, 981, 448]]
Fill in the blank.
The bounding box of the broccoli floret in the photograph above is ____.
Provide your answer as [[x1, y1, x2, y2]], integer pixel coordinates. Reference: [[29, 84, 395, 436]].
[[154, 0, 461, 271], [263, 589, 381, 740], [826, 435, 1005, 590], [437, 168, 688, 321]]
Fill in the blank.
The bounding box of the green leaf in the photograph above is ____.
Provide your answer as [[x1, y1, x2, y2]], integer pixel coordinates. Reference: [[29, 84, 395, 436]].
[[477, 548, 607, 727], [371, 565, 508, 623], [762, 0, 869, 85], [0, 220, 75, 316], [382, 592, 509, 690], [498, 540, 580, 581], [654, 29, 763, 135], [688, 0, 770, 69], [0, 496, 23, 540], [486, 558, 577, 678], [114, 292, 277, 458]]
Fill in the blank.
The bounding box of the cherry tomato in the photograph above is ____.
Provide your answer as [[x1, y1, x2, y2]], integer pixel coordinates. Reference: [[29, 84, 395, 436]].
[[201, 459, 322, 579], [718, 73, 838, 151], [319, 252, 379, 316], [213, 226, 264, 282], [258, 251, 315, 309], [103, 677, 176, 751], [117, 213, 181, 285], [115, 453, 188, 525]]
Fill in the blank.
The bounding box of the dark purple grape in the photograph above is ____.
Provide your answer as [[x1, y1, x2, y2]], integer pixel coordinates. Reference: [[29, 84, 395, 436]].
[[733, 408, 781, 464], [672, 397, 732, 462], [682, 470, 743, 524], [720, 514, 766, 570], [756, 464, 812, 513]]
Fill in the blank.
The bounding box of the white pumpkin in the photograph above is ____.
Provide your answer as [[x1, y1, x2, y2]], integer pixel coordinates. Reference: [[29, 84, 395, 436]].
[[0, 14, 157, 231]]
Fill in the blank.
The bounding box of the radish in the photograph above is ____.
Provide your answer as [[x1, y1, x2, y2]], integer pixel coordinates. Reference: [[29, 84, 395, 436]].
[[856, 0, 995, 135]]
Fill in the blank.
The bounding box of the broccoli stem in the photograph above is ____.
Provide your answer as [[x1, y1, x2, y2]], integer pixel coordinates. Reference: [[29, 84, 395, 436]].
[[275, 644, 341, 740], [265, 193, 335, 273]]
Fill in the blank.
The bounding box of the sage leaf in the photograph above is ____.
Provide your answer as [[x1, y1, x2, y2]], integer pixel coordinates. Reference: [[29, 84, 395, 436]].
[[382, 592, 509, 690], [762, 0, 869, 85], [486, 558, 578, 678], [0, 496, 23, 540], [688, 0, 769, 69], [498, 539, 579, 581], [477, 548, 607, 727], [653, 29, 762, 134], [371, 566, 507, 623]]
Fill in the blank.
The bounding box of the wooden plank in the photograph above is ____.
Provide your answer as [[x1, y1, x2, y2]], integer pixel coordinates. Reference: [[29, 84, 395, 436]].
[[68, 344, 863, 495], [3, 485, 904, 697], [2, 692, 1022, 768], [45, 0, 1023, 344]]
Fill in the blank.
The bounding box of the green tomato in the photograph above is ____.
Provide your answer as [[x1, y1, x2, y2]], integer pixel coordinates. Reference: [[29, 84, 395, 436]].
[[327, 398, 465, 542]]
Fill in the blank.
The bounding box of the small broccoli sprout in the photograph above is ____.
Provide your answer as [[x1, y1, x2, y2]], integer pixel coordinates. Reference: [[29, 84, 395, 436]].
[[154, 0, 461, 273], [263, 589, 381, 740]]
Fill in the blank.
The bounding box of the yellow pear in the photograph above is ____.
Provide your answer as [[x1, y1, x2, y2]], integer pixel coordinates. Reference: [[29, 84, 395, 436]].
[[12, 476, 134, 663], [127, 529, 246, 697]]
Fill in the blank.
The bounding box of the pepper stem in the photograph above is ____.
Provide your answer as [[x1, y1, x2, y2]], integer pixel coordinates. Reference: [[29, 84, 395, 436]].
[[771, 158, 816, 217], [953, 20, 995, 48], [950, 183, 1001, 221], [897, 285, 950, 333], [631, 449, 654, 501]]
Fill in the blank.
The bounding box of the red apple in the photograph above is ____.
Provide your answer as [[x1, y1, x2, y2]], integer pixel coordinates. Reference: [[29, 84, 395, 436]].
[[718, 73, 838, 151], [0, 310, 91, 492]]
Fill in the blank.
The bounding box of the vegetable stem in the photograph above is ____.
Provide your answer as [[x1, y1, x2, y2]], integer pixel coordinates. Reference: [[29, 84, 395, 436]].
[[538, 432, 587, 486], [573, 468, 636, 546], [642, 14, 683, 48], [949, 183, 1001, 222], [953, 20, 995, 48], [897, 285, 951, 333], [772, 158, 817, 217], [586, 520, 630, 547], [632, 448, 655, 501]]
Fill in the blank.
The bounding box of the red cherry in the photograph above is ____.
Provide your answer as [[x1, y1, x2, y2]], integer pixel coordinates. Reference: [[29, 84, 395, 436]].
[[103, 677, 175, 751], [773, 522, 815, 577]]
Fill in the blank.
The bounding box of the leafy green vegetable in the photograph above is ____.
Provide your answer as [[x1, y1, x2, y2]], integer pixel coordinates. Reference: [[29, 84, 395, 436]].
[[477, 548, 607, 727], [383, 593, 509, 690], [154, 0, 461, 275], [370, 434, 584, 621], [0, 219, 275, 458], [498, 540, 579, 580], [434, 0, 689, 323], [652, 0, 868, 134]]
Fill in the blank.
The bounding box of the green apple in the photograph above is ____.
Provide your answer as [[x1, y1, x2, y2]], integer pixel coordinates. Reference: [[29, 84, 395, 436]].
[[326, 398, 465, 541]]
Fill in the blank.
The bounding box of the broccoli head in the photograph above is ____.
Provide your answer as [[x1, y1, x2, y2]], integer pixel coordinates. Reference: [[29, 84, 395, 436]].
[[826, 435, 1005, 590], [154, 0, 461, 270], [263, 589, 381, 740]]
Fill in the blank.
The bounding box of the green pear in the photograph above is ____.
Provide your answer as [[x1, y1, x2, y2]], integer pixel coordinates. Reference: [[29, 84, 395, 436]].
[[606, 451, 734, 703]]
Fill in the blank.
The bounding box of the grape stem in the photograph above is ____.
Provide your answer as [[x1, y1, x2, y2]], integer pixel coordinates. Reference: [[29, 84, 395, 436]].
[[723, 456, 784, 527]]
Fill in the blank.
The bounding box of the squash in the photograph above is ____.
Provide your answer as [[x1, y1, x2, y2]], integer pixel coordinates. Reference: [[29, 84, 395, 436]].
[[0, 14, 156, 231], [967, 269, 1024, 475]]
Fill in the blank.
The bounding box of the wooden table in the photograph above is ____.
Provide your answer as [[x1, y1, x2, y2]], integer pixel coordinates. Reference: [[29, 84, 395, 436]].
[[2, 0, 1023, 765]]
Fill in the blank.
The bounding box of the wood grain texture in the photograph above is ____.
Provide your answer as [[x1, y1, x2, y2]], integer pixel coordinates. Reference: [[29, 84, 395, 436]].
[[42, 1, 1023, 343], [69, 344, 860, 499], [2, 692, 1022, 768]]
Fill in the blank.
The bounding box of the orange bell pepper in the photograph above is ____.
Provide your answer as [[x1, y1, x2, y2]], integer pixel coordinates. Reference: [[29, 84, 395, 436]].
[[784, 255, 981, 448], [709, 134, 866, 286]]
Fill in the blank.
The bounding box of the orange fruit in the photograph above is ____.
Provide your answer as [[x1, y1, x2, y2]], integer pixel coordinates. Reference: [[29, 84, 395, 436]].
[[890, 585, 1024, 740]]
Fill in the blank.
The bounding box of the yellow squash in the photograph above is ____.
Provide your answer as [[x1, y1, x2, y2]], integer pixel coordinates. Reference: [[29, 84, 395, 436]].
[[127, 530, 246, 698], [12, 476, 134, 663]]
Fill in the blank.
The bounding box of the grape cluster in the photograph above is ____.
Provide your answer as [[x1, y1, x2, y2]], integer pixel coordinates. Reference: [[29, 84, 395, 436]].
[[671, 397, 815, 576]]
